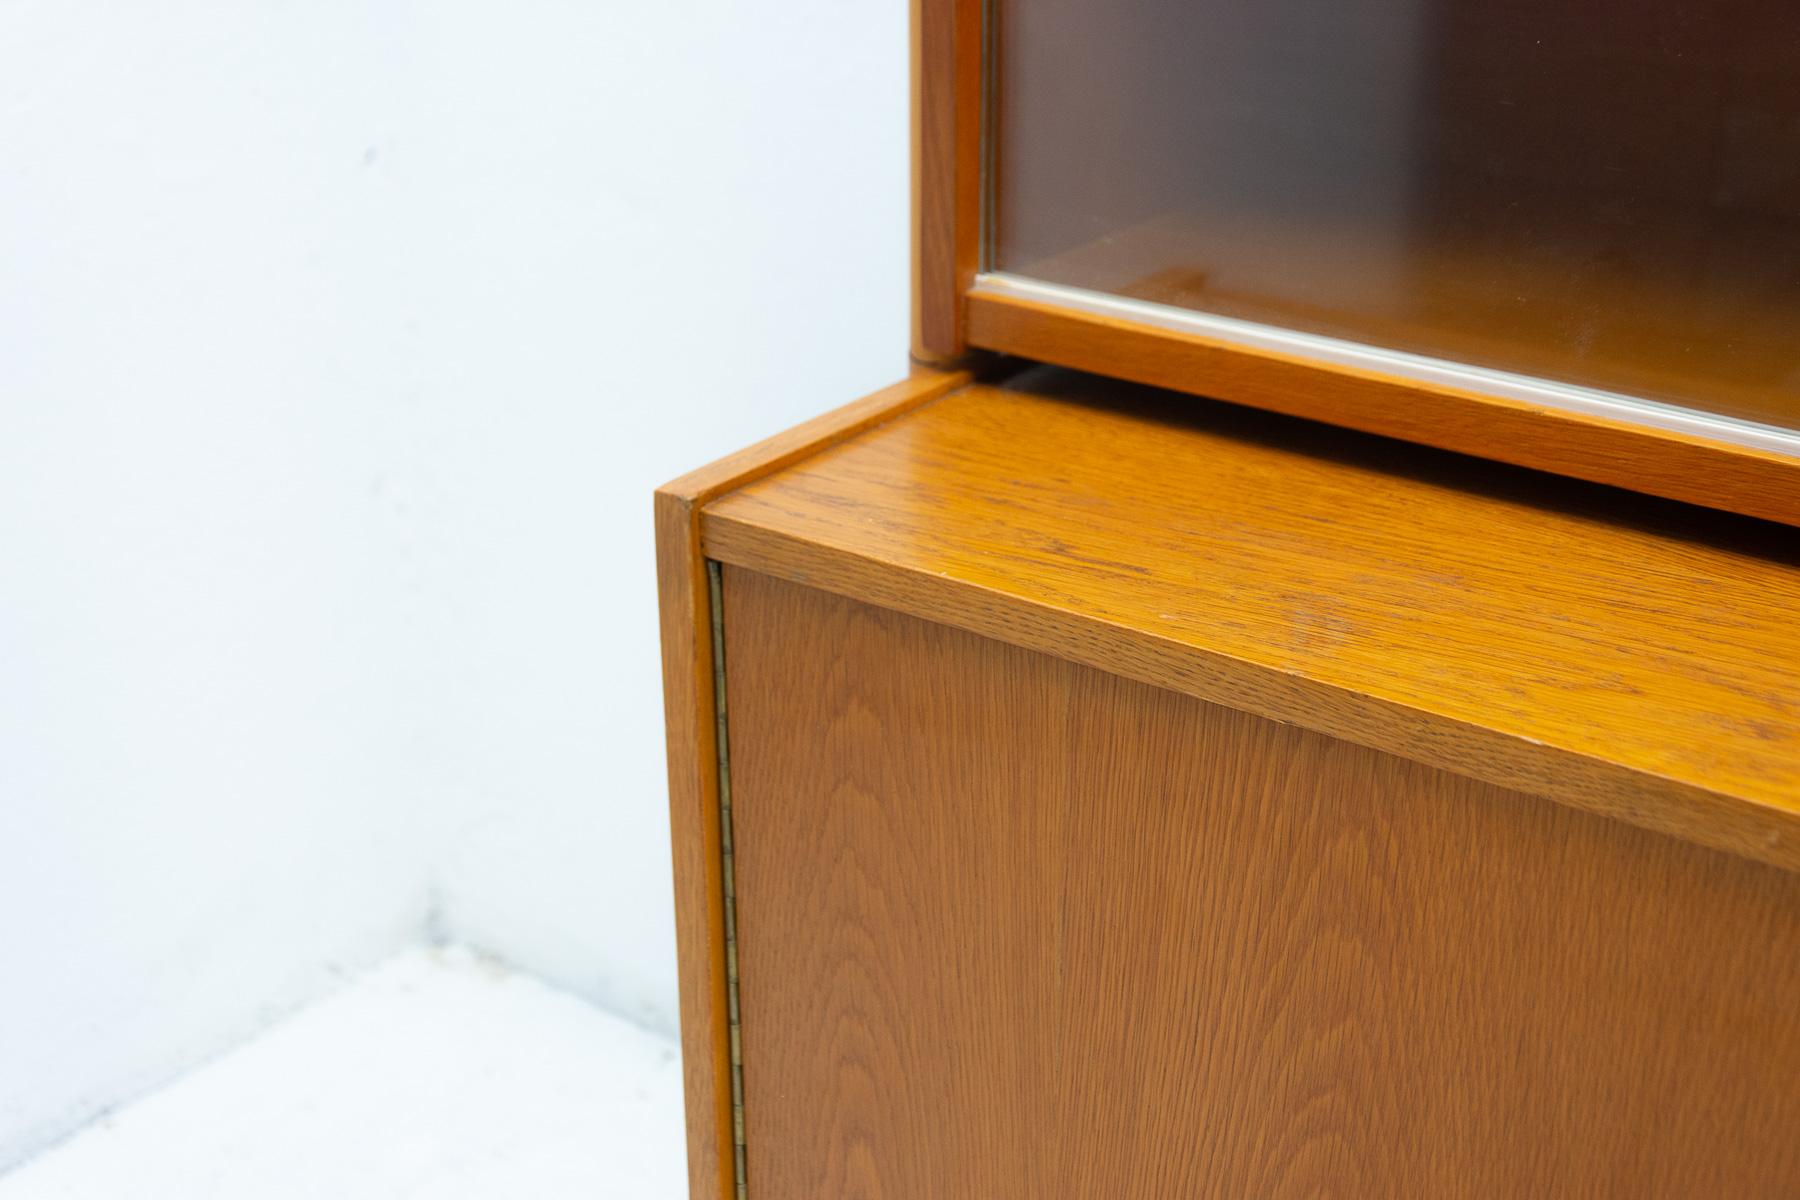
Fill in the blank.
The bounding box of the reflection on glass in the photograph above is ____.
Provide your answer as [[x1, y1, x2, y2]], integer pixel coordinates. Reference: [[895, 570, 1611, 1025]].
[[992, 0, 1800, 431]]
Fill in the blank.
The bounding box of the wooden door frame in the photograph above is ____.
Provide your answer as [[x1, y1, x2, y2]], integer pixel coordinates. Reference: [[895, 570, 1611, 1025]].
[[656, 370, 972, 1200]]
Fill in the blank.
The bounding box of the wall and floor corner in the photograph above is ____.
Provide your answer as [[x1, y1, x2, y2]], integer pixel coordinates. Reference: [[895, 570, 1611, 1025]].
[[0, 0, 907, 1171]]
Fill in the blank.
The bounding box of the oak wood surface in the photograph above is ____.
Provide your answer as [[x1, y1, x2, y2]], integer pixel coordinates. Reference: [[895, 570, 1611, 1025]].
[[702, 369, 1800, 871], [965, 287, 1800, 527], [655, 368, 969, 1200], [910, 0, 982, 362], [723, 568, 1800, 1198]]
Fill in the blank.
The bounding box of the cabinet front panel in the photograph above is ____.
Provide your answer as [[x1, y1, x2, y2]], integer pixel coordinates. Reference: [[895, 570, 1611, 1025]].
[[723, 566, 1800, 1198]]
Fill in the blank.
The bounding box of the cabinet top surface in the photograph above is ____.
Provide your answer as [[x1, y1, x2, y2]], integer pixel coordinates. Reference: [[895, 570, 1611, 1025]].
[[701, 369, 1800, 866]]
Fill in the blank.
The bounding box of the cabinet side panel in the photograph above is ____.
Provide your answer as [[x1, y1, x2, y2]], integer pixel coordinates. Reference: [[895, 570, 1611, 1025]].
[[654, 367, 974, 1199], [655, 493, 735, 1200], [724, 568, 1800, 1198]]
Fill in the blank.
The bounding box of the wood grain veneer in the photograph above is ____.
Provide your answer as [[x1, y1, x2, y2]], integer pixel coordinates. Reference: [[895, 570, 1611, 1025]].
[[655, 368, 969, 1200], [702, 369, 1800, 871], [722, 567, 1800, 1197]]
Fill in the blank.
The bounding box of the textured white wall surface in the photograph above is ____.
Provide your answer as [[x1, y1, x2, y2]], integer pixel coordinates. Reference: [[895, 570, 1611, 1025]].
[[0, 0, 906, 1168]]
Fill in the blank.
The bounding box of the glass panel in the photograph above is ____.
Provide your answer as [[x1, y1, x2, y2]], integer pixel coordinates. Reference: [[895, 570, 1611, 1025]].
[[991, 0, 1800, 432]]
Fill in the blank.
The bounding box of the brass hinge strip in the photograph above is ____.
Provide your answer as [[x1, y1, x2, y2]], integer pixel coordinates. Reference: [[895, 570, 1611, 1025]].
[[708, 561, 749, 1200]]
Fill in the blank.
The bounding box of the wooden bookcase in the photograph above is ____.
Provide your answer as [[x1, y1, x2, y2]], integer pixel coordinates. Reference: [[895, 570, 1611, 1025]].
[[661, 4, 1800, 1196]]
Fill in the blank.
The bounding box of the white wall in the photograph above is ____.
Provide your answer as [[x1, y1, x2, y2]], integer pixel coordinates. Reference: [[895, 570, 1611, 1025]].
[[0, 0, 907, 1168]]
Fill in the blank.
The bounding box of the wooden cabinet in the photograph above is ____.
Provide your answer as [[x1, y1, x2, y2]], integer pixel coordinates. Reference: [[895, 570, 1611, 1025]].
[[660, 6, 1800, 1195], [661, 371, 1800, 1198]]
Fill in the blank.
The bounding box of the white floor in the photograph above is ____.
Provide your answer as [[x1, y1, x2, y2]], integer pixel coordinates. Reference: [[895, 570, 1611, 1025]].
[[0, 947, 687, 1199]]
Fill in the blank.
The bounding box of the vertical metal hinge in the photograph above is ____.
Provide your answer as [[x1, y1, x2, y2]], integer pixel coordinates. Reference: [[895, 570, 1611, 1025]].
[[708, 562, 750, 1200]]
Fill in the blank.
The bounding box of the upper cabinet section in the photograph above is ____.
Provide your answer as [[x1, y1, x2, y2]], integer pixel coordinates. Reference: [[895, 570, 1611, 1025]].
[[991, 0, 1800, 432], [944, 0, 1800, 521]]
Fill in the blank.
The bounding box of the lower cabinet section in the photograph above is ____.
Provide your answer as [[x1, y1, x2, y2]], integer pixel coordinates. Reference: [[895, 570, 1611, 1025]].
[[659, 368, 1800, 1198], [721, 567, 1800, 1198]]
